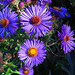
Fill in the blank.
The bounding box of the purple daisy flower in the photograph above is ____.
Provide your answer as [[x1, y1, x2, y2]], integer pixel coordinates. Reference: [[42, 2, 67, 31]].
[[0, 8, 18, 38], [18, 39, 46, 67], [20, 5, 52, 37], [58, 24, 75, 54], [49, 6, 70, 18], [19, 66, 34, 75], [38, 0, 52, 5], [0, 0, 16, 9]]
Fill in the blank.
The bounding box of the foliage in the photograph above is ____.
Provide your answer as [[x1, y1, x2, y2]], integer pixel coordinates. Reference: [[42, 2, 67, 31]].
[[0, 0, 75, 75]]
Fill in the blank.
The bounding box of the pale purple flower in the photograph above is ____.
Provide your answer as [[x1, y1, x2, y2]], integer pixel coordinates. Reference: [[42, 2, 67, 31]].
[[18, 39, 47, 67], [58, 24, 75, 53], [20, 5, 52, 37]]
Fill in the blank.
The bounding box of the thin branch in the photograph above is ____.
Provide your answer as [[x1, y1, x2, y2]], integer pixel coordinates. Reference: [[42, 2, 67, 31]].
[[48, 47, 65, 57], [16, 5, 20, 15], [46, 39, 59, 47]]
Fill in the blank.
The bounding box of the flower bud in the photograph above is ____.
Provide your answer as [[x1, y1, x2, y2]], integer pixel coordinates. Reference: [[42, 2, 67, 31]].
[[19, 1, 24, 8]]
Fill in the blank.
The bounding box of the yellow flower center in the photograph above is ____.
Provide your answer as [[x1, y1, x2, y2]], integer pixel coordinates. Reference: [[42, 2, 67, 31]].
[[31, 16, 41, 26], [64, 34, 70, 43], [65, 13, 67, 16], [0, 18, 9, 27], [23, 70, 29, 74], [53, 6, 59, 10], [28, 47, 38, 57]]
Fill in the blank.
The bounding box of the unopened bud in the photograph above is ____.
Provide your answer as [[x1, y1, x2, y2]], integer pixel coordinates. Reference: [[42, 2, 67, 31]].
[[19, 1, 24, 8]]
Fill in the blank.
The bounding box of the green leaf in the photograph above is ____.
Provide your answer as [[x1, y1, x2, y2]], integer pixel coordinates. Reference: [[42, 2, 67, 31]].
[[61, 66, 71, 75], [11, 70, 21, 74], [10, 39, 14, 42], [20, 34, 22, 36], [66, 53, 73, 74], [15, 47, 18, 50], [2, 73, 5, 75], [17, 40, 19, 42], [5, 68, 21, 75], [9, 63, 16, 68], [5, 68, 11, 75]]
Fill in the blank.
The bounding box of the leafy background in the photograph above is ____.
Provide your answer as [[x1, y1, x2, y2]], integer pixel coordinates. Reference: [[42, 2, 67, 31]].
[[0, 0, 75, 75]]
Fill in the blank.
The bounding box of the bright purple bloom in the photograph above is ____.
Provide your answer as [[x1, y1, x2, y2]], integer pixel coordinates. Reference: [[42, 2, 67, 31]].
[[18, 39, 46, 67], [38, 0, 52, 5], [19, 66, 34, 75], [0, 8, 19, 38], [0, 0, 16, 9], [20, 5, 52, 37], [49, 6, 71, 18], [58, 24, 75, 53]]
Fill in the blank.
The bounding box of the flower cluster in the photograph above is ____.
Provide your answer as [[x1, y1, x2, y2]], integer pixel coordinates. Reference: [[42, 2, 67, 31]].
[[58, 24, 75, 53], [49, 6, 71, 18], [0, 0, 75, 75]]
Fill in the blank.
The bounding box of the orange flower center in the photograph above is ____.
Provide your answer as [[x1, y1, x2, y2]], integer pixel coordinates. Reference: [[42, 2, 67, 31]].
[[53, 6, 59, 10], [28, 47, 38, 57], [0, 18, 9, 27], [53, 6, 62, 11], [31, 16, 41, 25], [57, 8, 62, 11], [23, 70, 29, 74], [64, 34, 70, 43]]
